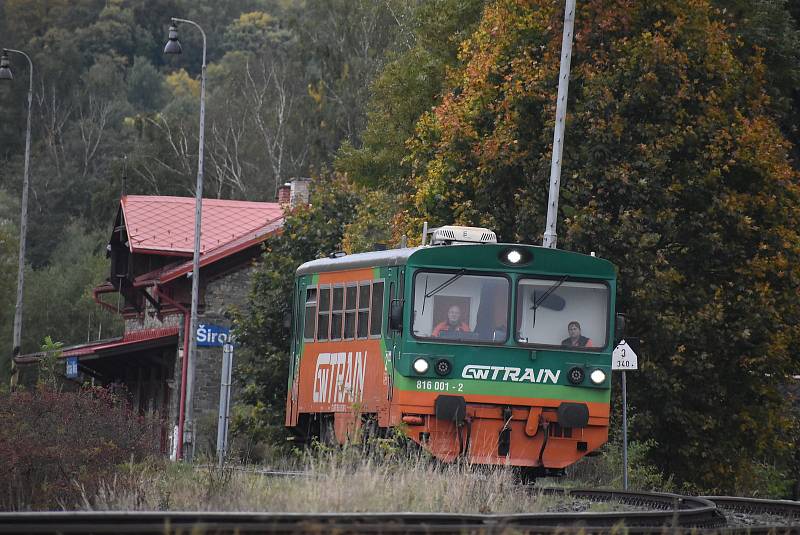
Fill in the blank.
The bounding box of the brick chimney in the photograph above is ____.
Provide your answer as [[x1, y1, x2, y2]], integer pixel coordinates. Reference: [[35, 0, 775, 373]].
[[289, 178, 311, 208], [277, 183, 291, 204]]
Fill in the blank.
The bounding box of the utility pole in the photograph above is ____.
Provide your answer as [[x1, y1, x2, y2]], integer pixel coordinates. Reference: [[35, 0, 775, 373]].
[[0, 49, 34, 389], [542, 0, 576, 249]]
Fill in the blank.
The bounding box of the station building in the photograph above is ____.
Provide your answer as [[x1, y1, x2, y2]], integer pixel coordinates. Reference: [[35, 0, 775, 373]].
[[14, 181, 308, 459]]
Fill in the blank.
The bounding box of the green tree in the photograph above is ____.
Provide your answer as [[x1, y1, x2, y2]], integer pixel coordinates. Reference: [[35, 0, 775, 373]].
[[0, 191, 19, 383], [336, 0, 485, 193], [341, 189, 400, 253], [291, 0, 408, 166], [21, 220, 122, 355], [223, 11, 293, 53], [37, 335, 64, 391], [231, 173, 359, 454], [127, 56, 168, 112], [75, 0, 151, 66]]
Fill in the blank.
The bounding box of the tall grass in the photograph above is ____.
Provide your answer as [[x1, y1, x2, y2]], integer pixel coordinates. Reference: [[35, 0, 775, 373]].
[[83, 444, 565, 513]]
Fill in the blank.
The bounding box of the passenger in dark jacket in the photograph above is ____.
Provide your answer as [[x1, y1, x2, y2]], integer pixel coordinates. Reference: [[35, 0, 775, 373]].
[[561, 321, 593, 348]]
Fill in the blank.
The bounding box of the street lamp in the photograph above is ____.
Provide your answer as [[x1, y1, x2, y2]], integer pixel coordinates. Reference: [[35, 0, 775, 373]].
[[164, 24, 182, 55], [164, 18, 206, 462], [1, 48, 34, 390], [0, 51, 13, 79]]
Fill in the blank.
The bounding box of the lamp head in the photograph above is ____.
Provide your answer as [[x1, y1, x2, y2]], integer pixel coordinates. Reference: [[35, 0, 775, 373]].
[[0, 50, 13, 81], [164, 23, 182, 55]]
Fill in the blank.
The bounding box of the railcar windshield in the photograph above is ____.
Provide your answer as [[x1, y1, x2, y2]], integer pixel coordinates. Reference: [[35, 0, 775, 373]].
[[515, 278, 609, 350], [412, 271, 510, 343]]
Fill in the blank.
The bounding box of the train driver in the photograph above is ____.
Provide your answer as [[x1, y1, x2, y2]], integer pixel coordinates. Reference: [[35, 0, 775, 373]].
[[432, 305, 471, 337], [561, 320, 593, 348]]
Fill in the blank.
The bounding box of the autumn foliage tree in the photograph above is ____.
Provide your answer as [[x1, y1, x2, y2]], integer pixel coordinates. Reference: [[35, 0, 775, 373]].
[[402, 0, 800, 492]]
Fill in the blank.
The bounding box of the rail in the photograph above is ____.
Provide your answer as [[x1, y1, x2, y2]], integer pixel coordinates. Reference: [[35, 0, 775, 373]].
[[701, 495, 800, 519], [0, 489, 732, 534]]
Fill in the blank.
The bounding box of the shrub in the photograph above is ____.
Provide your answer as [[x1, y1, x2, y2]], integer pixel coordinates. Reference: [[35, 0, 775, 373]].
[[558, 421, 675, 492], [0, 385, 161, 510]]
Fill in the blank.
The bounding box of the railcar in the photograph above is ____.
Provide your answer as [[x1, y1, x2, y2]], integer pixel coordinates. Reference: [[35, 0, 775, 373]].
[[285, 226, 622, 474]]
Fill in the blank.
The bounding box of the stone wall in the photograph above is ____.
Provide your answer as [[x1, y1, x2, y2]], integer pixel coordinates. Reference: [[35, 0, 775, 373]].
[[190, 266, 254, 457], [118, 272, 254, 460], [124, 304, 183, 333]]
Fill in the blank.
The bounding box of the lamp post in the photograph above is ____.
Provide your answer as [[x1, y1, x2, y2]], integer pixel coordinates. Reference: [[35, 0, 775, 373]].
[[1, 48, 34, 389], [164, 18, 206, 461]]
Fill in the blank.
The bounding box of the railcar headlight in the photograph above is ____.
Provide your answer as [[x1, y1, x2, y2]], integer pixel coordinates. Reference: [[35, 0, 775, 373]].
[[589, 369, 607, 384], [568, 366, 585, 385], [413, 358, 429, 374], [498, 247, 532, 266]]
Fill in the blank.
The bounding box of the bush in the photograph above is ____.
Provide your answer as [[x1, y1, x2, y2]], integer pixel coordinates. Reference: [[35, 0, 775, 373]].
[[0, 385, 161, 510], [558, 421, 675, 492]]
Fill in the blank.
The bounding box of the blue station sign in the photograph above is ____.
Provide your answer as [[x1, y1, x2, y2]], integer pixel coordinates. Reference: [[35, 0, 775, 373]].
[[196, 324, 234, 347], [66, 357, 78, 379]]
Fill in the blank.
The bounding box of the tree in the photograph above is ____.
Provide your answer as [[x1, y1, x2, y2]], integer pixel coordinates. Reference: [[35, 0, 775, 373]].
[[231, 172, 359, 454], [0, 191, 19, 383], [292, 0, 408, 166], [21, 220, 122, 355], [341, 189, 401, 253], [336, 0, 486, 193], [711, 0, 800, 158], [222, 11, 293, 54], [127, 56, 168, 112]]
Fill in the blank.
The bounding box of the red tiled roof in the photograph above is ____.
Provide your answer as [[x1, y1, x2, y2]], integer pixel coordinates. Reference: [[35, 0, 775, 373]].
[[131, 217, 283, 287], [14, 327, 180, 363], [121, 195, 283, 255]]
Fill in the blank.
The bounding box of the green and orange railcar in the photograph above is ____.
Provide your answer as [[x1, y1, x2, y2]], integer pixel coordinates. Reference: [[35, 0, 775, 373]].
[[285, 227, 621, 475]]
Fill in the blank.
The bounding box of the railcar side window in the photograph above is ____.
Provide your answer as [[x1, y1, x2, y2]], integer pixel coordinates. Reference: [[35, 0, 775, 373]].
[[331, 286, 344, 340], [412, 272, 509, 343], [357, 283, 370, 339], [515, 279, 609, 350], [370, 281, 384, 336], [344, 284, 357, 339], [303, 287, 317, 341], [317, 286, 331, 341], [304, 280, 386, 341]]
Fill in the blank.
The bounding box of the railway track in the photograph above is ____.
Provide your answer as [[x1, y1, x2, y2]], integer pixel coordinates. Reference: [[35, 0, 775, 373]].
[[0, 488, 795, 533], [701, 495, 800, 519], [700, 495, 800, 533]]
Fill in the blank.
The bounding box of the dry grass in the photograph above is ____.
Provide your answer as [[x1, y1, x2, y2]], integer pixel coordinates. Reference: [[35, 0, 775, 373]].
[[81, 446, 563, 513]]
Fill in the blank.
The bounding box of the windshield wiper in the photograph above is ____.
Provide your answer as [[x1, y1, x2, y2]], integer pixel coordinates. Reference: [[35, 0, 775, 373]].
[[425, 269, 466, 299], [532, 275, 568, 309], [530, 275, 568, 329], [421, 276, 430, 315]]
